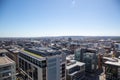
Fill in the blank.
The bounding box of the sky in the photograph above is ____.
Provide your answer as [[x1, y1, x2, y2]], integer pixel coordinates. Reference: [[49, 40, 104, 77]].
[[0, 0, 120, 37]]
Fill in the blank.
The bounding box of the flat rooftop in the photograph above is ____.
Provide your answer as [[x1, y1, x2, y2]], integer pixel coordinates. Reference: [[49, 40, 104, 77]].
[[66, 61, 85, 70], [25, 47, 61, 56], [0, 49, 8, 53], [0, 56, 15, 66], [22, 49, 43, 58], [105, 60, 120, 67], [20, 47, 62, 59], [103, 57, 118, 62]]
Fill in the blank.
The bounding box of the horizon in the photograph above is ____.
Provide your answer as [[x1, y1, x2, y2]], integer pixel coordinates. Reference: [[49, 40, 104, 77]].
[[0, 0, 120, 37], [1, 35, 120, 38]]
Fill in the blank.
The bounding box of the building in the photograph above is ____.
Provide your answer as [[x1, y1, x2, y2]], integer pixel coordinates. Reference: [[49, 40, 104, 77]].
[[0, 49, 16, 80], [104, 57, 120, 80], [114, 43, 120, 51], [114, 43, 120, 57], [18, 47, 66, 80], [75, 48, 86, 62], [6, 48, 19, 69], [75, 48, 98, 72], [66, 56, 85, 80]]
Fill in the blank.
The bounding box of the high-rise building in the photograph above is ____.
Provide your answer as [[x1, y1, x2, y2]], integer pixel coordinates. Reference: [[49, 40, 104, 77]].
[[0, 49, 16, 80], [18, 47, 66, 80], [75, 48, 86, 62], [75, 48, 98, 72]]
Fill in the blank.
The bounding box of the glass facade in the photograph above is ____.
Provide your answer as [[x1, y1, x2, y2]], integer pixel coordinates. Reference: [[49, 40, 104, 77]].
[[75, 50, 81, 61], [75, 48, 98, 72], [47, 58, 57, 80], [48, 67, 57, 80], [83, 52, 97, 72]]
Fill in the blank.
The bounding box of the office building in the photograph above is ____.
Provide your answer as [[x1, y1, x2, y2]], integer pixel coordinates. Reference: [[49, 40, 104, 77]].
[[0, 49, 16, 80], [18, 47, 66, 80], [75, 48, 98, 72]]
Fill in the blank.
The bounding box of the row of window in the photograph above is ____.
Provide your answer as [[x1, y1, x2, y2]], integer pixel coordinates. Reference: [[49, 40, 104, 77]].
[[61, 64, 65, 77], [69, 66, 80, 74], [0, 71, 12, 78], [72, 71, 85, 80], [19, 58, 38, 80], [0, 66, 11, 72], [19, 52, 46, 68], [42, 68, 46, 80]]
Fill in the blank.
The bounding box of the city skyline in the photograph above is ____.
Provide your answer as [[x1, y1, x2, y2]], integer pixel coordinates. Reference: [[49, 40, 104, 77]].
[[0, 0, 120, 37]]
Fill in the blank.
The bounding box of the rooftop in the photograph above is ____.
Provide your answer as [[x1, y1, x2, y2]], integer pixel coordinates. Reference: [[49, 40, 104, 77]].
[[103, 57, 118, 62], [22, 50, 43, 58], [0, 49, 8, 53], [105, 60, 120, 67], [27, 47, 61, 56], [20, 47, 62, 59], [66, 60, 85, 70], [0, 56, 15, 66], [8, 48, 19, 53], [104, 57, 120, 67]]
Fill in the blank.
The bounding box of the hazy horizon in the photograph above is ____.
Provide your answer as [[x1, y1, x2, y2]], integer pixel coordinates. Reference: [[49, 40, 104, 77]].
[[0, 35, 120, 38], [0, 0, 120, 37]]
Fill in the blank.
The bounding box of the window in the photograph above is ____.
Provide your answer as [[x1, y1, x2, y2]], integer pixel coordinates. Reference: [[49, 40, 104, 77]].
[[2, 71, 12, 77], [42, 68, 46, 80], [69, 66, 80, 74]]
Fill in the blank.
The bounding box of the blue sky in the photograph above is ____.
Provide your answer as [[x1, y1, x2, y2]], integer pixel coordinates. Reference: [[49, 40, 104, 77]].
[[0, 0, 120, 37]]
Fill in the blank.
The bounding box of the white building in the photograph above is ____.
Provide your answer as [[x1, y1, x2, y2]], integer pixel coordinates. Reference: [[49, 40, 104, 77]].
[[66, 55, 85, 80], [18, 47, 66, 80], [0, 52, 16, 80], [103, 57, 120, 79]]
